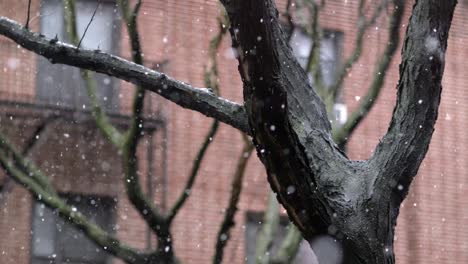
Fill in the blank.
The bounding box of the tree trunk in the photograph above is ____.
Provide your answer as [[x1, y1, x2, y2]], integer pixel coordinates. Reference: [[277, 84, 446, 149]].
[[221, 0, 457, 263]]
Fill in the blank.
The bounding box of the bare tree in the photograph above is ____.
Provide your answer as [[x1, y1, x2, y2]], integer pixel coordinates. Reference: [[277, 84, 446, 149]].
[[0, 0, 458, 263]]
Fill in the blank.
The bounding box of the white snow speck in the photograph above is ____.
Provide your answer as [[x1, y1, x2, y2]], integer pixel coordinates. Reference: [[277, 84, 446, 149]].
[[425, 36, 441, 54]]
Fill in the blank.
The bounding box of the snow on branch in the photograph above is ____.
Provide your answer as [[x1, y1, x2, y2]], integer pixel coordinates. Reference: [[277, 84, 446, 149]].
[[0, 16, 249, 134]]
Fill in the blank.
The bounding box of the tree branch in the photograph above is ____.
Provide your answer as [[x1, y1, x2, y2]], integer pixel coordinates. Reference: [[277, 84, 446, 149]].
[[305, 1, 326, 100], [329, 0, 390, 102], [254, 191, 280, 264], [222, 0, 347, 240], [0, 16, 249, 134], [270, 224, 302, 264], [212, 137, 254, 264], [269, 2, 405, 259], [166, 120, 219, 223], [167, 12, 228, 223], [0, 132, 55, 194], [0, 116, 57, 205], [371, 0, 457, 198], [333, 0, 405, 147], [25, 0, 32, 29], [115, 0, 170, 245], [63, 1, 172, 260], [63, 0, 125, 147], [21, 117, 58, 156]]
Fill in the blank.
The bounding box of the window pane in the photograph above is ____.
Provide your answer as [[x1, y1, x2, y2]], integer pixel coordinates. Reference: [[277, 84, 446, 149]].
[[289, 28, 342, 88], [31, 203, 56, 258], [59, 195, 115, 264], [75, 1, 116, 52], [59, 222, 106, 263], [37, 0, 119, 110], [40, 0, 64, 39], [320, 32, 341, 87], [289, 30, 312, 69], [31, 195, 115, 264]]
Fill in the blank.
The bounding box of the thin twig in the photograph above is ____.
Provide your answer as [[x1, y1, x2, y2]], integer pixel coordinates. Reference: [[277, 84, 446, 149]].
[[25, 0, 32, 29], [77, 0, 101, 49], [166, 120, 219, 223], [270, 224, 302, 264], [64, 0, 124, 147], [254, 191, 281, 264], [333, 0, 404, 147], [212, 136, 254, 264], [329, 0, 390, 103], [0, 117, 57, 207], [167, 10, 228, 224]]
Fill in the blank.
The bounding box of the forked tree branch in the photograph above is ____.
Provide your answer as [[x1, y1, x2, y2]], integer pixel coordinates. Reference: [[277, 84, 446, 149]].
[[0, 16, 249, 134], [220, 0, 456, 262], [263, 2, 405, 261]]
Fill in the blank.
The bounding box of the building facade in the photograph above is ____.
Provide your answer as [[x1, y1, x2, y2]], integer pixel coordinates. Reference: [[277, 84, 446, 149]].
[[1, 0, 468, 263]]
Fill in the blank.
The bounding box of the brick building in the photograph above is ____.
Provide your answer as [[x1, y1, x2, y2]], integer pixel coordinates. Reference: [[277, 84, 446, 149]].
[[0, 0, 468, 263]]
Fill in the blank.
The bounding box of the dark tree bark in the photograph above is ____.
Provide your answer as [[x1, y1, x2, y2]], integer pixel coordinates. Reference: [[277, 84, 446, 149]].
[[220, 0, 457, 263]]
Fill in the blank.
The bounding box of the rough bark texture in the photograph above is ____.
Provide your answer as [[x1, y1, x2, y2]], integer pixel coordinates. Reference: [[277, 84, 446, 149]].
[[221, 0, 456, 263]]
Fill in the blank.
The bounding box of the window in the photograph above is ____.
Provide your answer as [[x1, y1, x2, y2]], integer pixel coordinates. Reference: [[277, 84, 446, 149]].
[[289, 28, 343, 87], [37, 0, 120, 110], [245, 213, 318, 264], [289, 28, 347, 126], [31, 194, 116, 264]]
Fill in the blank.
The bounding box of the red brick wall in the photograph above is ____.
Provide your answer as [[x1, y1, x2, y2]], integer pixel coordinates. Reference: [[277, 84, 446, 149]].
[[1, 0, 468, 263]]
